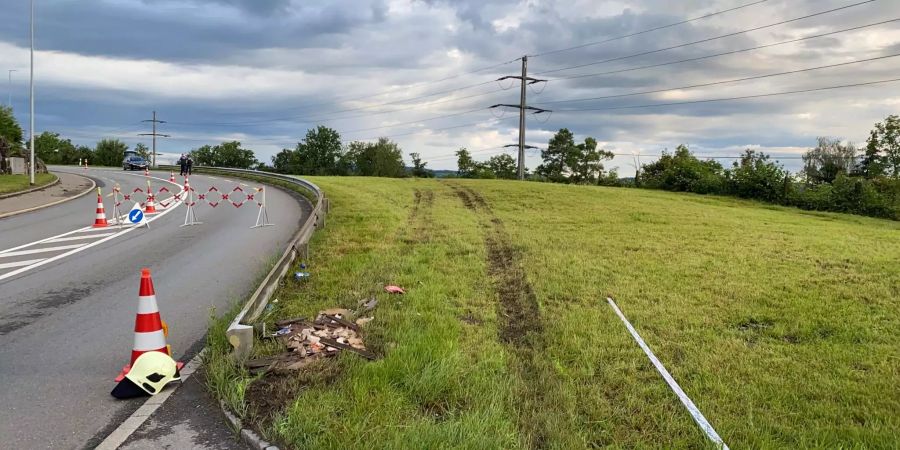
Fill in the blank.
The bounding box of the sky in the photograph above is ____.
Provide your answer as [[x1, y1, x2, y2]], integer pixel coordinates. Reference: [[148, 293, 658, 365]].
[[1, 0, 899, 174]]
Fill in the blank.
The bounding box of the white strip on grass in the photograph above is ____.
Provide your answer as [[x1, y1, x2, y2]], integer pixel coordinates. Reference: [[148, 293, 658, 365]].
[[606, 297, 729, 450]]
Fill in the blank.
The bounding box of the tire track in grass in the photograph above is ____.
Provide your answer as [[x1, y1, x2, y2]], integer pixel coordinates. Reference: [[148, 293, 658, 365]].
[[449, 183, 571, 449]]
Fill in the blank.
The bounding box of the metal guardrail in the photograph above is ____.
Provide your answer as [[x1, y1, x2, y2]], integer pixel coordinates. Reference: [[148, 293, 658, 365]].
[[185, 167, 328, 359]]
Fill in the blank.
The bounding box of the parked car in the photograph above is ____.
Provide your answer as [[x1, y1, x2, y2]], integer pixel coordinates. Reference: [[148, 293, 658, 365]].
[[123, 155, 149, 171]]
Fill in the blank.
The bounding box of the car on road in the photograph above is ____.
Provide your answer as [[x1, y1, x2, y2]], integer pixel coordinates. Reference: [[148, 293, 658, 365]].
[[123, 155, 149, 171]]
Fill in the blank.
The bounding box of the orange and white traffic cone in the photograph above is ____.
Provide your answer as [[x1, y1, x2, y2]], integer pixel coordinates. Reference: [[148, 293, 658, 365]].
[[168, 171, 176, 183], [115, 268, 174, 381], [144, 167, 149, 177], [144, 192, 158, 214], [93, 188, 109, 228]]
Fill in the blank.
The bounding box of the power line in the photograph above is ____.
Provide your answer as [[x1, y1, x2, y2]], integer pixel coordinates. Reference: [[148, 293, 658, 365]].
[[551, 77, 900, 112], [168, 86, 506, 128], [550, 18, 900, 82], [535, 0, 877, 75], [529, 0, 771, 58], [535, 53, 900, 105], [168, 79, 502, 127]]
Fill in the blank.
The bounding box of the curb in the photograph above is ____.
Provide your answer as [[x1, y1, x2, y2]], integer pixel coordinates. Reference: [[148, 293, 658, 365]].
[[0, 175, 60, 199], [0, 173, 96, 219], [220, 401, 280, 450]]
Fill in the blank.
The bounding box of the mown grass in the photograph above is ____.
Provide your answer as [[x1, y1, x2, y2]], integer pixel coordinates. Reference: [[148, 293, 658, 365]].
[[0, 172, 56, 194], [206, 177, 899, 449]]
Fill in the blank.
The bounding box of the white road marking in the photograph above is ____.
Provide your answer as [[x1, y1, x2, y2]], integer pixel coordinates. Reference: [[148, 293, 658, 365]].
[[0, 244, 85, 257], [0, 171, 185, 282], [0, 258, 47, 270], [607, 297, 729, 450], [44, 233, 117, 243]]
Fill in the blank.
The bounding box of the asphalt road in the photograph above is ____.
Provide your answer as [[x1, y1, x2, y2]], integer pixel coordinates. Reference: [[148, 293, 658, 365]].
[[0, 167, 308, 449]]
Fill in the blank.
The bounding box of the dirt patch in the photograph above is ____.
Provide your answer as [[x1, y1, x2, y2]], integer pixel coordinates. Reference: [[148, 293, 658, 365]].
[[244, 358, 342, 429], [486, 234, 543, 346], [403, 189, 435, 244], [447, 183, 553, 448]]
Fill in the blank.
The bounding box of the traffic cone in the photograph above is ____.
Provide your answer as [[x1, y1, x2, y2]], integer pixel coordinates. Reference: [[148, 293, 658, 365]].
[[144, 167, 149, 177], [168, 171, 176, 183], [115, 268, 173, 381], [93, 188, 109, 228], [145, 192, 158, 214]]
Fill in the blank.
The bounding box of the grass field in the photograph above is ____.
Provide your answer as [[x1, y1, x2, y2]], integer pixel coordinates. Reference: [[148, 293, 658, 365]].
[[0, 173, 56, 195], [206, 177, 900, 449]]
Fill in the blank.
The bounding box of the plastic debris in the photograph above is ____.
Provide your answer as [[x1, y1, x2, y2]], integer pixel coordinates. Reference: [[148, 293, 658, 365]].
[[384, 285, 405, 294], [294, 272, 311, 281]]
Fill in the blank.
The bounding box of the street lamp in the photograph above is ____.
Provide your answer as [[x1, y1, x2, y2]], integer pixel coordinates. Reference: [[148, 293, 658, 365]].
[[29, 0, 35, 185], [7, 69, 15, 108]]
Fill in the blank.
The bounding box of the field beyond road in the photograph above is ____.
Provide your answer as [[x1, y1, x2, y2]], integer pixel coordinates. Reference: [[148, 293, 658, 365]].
[[208, 177, 900, 449]]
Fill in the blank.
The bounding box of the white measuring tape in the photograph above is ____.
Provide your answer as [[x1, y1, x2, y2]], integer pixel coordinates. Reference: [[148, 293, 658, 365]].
[[607, 297, 729, 450]]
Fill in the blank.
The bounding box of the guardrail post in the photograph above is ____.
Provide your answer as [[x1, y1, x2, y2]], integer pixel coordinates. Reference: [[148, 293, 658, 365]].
[[226, 323, 254, 360]]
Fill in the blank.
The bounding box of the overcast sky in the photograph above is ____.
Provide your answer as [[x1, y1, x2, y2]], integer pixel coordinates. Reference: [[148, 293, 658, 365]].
[[2, 0, 899, 173]]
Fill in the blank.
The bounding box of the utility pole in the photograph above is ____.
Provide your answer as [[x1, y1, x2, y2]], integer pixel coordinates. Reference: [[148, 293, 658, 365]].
[[139, 111, 169, 168], [7, 69, 16, 108], [29, 0, 35, 185], [490, 56, 549, 180]]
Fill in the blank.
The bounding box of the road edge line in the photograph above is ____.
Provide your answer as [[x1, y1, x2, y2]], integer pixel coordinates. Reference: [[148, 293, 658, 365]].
[[0, 173, 95, 220], [606, 297, 729, 450], [94, 351, 205, 450]]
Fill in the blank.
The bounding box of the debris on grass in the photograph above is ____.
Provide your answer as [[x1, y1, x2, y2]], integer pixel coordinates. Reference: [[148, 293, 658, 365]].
[[384, 285, 405, 294], [248, 308, 376, 375]]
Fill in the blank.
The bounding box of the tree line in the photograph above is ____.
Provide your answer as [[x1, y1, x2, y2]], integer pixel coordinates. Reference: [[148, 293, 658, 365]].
[[458, 115, 898, 220], [270, 126, 432, 177]]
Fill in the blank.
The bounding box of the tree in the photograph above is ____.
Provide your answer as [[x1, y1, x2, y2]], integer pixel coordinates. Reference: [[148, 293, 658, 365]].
[[0, 106, 23, 151], [94, 139, 128, 166], [271, 147, 298, 174], [345, 137, 405, 177], [487, 153, 517, 179], [34, 131, 78, 165], [860, 115, 900, 179], [536, 128, 576, 183], [641, 145, 725, 194], [190, 141, 257, 168], [456, 148, 478, 177], [134, 143, 151, 160], [802, 137, 857, 184], [725, 150, 789, 202], [295, 126, 345, 175], [409, 152, 433, 178], [570, 137, 614, 184], [216, 141, 258, 168]]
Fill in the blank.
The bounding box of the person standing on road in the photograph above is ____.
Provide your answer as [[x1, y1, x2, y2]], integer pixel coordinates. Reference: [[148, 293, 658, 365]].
[[187, 155, 194, 176], [178, 154, 186, 176]]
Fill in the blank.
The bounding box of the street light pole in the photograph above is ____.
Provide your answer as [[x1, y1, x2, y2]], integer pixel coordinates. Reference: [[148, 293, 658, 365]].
[[29, 0, 35, 185], [7, 69, 15, 108]]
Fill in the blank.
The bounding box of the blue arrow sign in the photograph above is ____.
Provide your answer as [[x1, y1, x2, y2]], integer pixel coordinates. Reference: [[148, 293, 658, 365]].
[[129, 209, 144, 224]]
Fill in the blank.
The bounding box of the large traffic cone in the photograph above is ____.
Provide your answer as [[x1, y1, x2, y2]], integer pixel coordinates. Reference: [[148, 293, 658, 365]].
[[115, 268, 175, 381], [145, 193, 158, 214], [144, 167, 149, 177], [93, 188, 109, 228], [144, 180, 158, 214], [168, 171, 176, 183]]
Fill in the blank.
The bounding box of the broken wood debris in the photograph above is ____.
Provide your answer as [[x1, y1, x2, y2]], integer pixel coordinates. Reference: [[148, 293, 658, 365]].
[[247, 308, 376, 374]]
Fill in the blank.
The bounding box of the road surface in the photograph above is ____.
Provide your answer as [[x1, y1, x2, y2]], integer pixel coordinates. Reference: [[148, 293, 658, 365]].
[[0, 167, 307, 449]]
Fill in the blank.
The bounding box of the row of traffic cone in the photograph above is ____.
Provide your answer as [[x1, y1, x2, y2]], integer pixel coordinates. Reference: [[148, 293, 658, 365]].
[[92, 181, 172, 227]]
